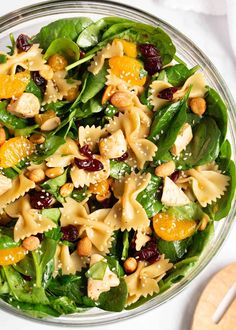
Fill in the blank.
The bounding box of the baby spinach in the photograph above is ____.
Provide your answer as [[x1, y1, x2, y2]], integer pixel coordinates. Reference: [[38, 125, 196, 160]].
[[34, 17, 93, 50], [205, 87, 227, 144], [85, 260, 107, 280], [71, 187, 88, 203], [105, 256, 124, 278], [51, 296, 79, 315], [166, 203, 204, 221], [98, 278, 128, 312], [47, 274, 84, 305], [41, 208, 61, 224], [44, 38, 80, 62], [32, 135, 65, 164], [2, 266, 49, 304], [176, 117, 221, 169], [137, 174, 162, 217], [0, 101, 28, 129], [79, 63, 108, 104], [77, 17, 131, 48], [0, 227, 20, 249], [158, 238, 192, 263], [4, 298, 60, 317], [76, 96, 103, 119], [32, 238, 58, 288], [149, 93, 189, 159], [164, 64, 199, 87], [14, 124, 38, 137], [25, 78, 43, 101], [41, 169, 68, 203], [110, 160, 131, 179]]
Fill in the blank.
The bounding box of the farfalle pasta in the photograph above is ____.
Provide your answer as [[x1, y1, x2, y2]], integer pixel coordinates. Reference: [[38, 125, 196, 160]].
[[5, 194, 56, 241], [125, 257, 173, 305], [0, 15, 234, 318]]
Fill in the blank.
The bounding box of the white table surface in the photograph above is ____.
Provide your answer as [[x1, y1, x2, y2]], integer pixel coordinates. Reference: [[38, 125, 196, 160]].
[[1, 1, 236, 330]]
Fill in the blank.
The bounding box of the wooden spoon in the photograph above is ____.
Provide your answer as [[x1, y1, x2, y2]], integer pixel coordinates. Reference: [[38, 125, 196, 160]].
[[192, 263, 236, 330]]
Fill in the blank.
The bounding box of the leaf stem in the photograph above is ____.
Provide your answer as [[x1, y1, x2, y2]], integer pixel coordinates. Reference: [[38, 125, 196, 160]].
[[66, 54, 94, 71]]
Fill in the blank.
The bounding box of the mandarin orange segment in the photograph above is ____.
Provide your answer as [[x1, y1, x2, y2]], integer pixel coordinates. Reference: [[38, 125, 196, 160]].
[[0, 136, 34, 168], [153, 212, 197, 241], [114, 39, 137, 58], [0, 71, 30, 99], [0, 246, 27, 266], [108, 56, 146, 87]]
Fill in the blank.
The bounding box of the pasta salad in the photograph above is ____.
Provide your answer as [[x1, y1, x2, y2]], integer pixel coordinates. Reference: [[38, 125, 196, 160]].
[[0, 16, 235, 317]]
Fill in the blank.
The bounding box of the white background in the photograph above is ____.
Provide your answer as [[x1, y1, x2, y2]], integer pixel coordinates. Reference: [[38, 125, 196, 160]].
[[1, 1, 236, 330]]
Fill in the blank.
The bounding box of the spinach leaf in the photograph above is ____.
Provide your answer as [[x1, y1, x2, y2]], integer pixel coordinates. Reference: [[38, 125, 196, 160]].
[[85, 261, 107, 280], [34, 17, 93, 50], [47, 274, 85, 305], [41, 208, 61, 223], [51, 296, 78, 315], [157, 238, 192, 263], [2, 266, 49, 304], [98, 278, 127, 312], [149, 94, 189, 159], [205, 87, 227, 144], [77, 17, 131, 48], [14, 124, 38, 137], [4, 298, 60, 317], [110, 160, 131, 179], [25, 78, 43, 101], [76, 95, 103, 119], [79, 63, 108, 103], [186, 222, 214, 258], [71, 187, 88, 203], [13, 254, 35, 279], [176, 117, 221, 169], [43, 100, 70, 116], [137, 174, 162, 217], [0, 101, 27, 129], [41, 169, 68, 203], [109, 231, 124, 259], [165, 64, 199, 87], [32, 135, 65, 164], [0, 227, 20, 249], [105, 256, 124, 278], [166, 203, 204, 221], [32, 238, 58, 288], [44, 38, 80, 62]]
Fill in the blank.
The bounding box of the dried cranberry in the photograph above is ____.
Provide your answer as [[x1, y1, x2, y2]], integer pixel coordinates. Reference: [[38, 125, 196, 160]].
[[138, 43, 162, 75], [22, 274, 32, 281], [30, 191, 53, 209], [115, 152, 129, 162], [32, 71, 46, 87], [134, 240, 160, 264], [170, 170, 180, 182], [158, 87, 178, 100], [36, 233, 44, 242], [80, 51, 86, 59], [79, 144, 93, 158], [16, 34, 32, 52], [74, 157, 104, 172], [61, 225, 78, 241], [139, 43, 160, 58]]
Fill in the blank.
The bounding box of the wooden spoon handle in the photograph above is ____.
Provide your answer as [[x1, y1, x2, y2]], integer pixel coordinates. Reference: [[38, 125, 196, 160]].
[[192, 263, 236, 330]]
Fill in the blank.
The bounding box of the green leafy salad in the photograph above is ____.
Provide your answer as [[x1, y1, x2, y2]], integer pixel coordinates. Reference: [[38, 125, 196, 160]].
[[0, 16, 235, 317]]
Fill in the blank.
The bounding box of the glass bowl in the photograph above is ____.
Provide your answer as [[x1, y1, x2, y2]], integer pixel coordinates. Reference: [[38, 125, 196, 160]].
[[0, 0, 235, 326]]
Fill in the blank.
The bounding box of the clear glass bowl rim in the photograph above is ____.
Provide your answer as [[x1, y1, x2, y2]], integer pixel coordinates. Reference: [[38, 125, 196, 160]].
[[0, 0, 235, 327]]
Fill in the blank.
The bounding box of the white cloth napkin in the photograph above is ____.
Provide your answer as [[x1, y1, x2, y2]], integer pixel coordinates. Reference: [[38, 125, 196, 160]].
[[157, 0, 236, 57]]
